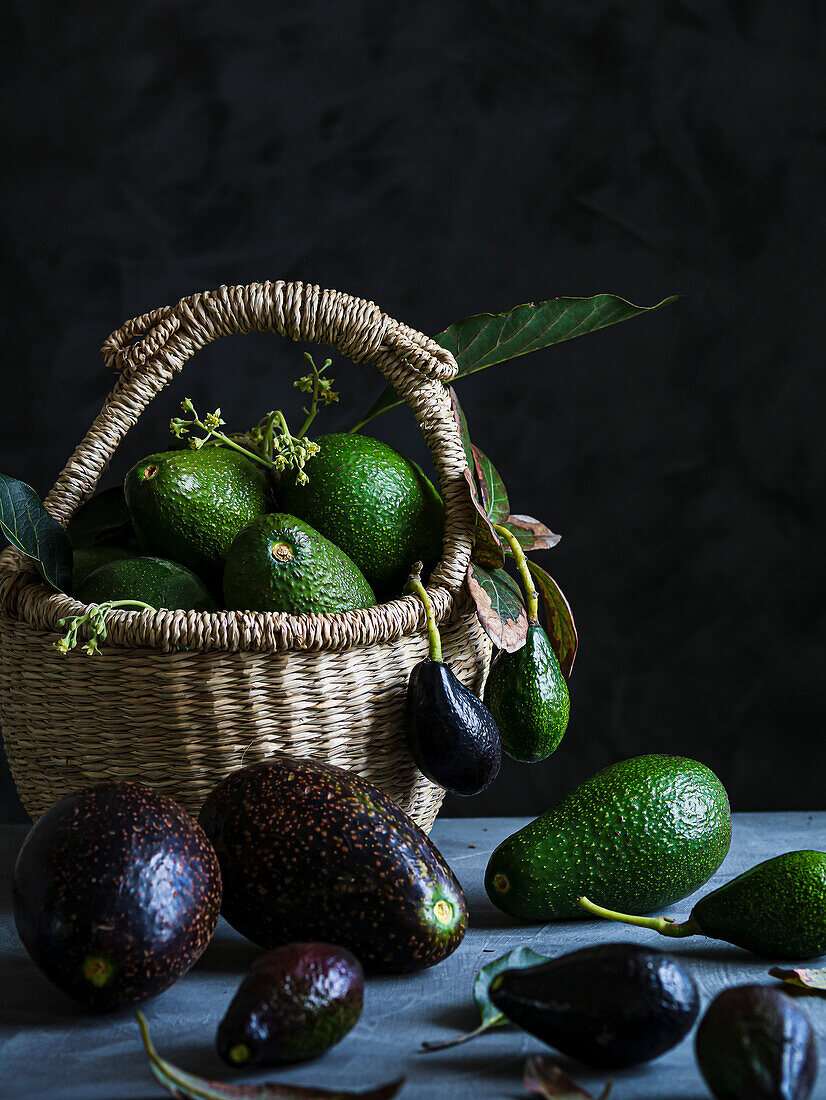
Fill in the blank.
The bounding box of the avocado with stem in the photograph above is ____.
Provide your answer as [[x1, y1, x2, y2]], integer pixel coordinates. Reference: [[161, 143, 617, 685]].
[[695, 985, 818, 1100], [483, 524, 569, 762], [489, 943, 699, 1068], [405, 563, 501, 796], [578, 849, 826, 959], [486, 754, 731, 920], [217, 943, 364, 1068]]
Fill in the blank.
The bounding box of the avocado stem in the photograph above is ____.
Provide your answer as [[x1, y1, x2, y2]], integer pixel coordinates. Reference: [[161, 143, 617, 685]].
[[405, 564, 442, 663], [577, 895, 702, 938], [493, 523, 539, 624]]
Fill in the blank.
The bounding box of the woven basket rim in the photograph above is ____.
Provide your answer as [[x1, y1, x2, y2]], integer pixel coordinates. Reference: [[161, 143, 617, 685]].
[[0, 281, 477, 654]]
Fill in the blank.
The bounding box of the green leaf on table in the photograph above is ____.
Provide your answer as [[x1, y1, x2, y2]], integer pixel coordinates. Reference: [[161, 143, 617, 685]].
[[501, 514, 561, 552], [471, 445, 510, 524], [422, 946, 548, 1052], [462, 468, 505, 569], [136, 1012, 404, 1099], [0, 473, 72, 592], [527, 561, 578, 678], [351, 293, 678, 428], [66, 486, 136, 549], [770, 967, 826, 995], [524, 1056, 612, 1100], [466, 562, 528, 652]]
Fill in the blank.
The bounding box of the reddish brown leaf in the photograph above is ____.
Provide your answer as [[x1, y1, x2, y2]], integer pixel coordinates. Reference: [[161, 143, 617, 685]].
[[502, 514, 561, 552], [770, 966, 826, 994], [471, 445, 510, 524], [462, 467, 505, 568], [449, 386, 474, 471], [466, 562, 528, 652], [524, 1056, 611, 1099], [527, 561, 578, 678]]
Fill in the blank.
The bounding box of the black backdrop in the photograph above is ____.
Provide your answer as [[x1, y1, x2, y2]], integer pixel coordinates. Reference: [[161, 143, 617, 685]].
[[1, 2, 824, 822]]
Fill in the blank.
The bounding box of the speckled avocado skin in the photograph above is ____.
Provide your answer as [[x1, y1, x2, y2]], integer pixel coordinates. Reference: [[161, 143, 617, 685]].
[[222, 513, 375, 614], [696, 985, 818, 1100], [278, 433, 444, 599], [198, 756, 468, 973], [483, 624, 570, 762], [12, 781, 222, 1012], [217, 943, 364, 1067], [485, 754, 731, 920], [124, 448, 272, 578], [691, 850, 826, 959], [75, 555, 217, 610]]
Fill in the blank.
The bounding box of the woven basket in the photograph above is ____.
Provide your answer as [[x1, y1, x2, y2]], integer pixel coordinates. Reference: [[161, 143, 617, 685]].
[[0, 281, 491, 830]]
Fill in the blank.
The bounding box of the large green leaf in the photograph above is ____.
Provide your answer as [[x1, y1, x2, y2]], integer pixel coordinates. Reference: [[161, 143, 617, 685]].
[[0, 474, 73, 592], [422, 946, 549, 1052], [351, 293, 677, 429], [528, 561, 577, 678], [466, 562, 527, 652]]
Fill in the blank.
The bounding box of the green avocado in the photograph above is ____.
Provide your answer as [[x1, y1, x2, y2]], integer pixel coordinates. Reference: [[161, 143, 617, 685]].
[[223, 513, 375, 615], [483, 624, 570, 762], [278, 433, 444, 598], [485, 754, 731, 921], [124, 448, 272, 579], [71, 546, 135, 591], [75, 556, 217, 611]]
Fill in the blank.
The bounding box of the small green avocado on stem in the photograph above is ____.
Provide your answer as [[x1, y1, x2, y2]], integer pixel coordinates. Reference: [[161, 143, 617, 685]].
[[578, 849, 826, 960], [217, 943, 364, 1067], [223, 514, 375, 615], [485, 754, 731, 921], [483, 524, 569, 762]]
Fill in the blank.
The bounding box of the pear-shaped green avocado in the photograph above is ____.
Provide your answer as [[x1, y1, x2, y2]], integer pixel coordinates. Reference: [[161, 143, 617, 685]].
[[486, 754, 731, 920], [278, 433, 444, 598], [223, 514, 375, 615], [695, 985, 818, 1100], [484, 624, 569, 762], [124, 448, 272, 579], [75, 556, 217, 611]]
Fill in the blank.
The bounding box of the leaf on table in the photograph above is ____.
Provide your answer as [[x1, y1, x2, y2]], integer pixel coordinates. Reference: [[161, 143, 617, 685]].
[[501, 514, 561, 553], [66, 486, 136, 549], [422, 946, 548, 1052], [527, 561, 578, 678], [471, 445, 510, 524], [466, 562, 528, 653], [0, 473, 73, 592], [135, 1012, 404, 1100], [524, 1056, 612, 1100], [770, 967, 826, 994], [462, 468, 505, 569], [351, 293, 678, 428]]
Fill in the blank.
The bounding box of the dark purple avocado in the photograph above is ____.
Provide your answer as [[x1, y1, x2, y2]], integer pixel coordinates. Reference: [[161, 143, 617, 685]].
[[217, 942, 364, 1067], [13, 781, 222, 1012], [198, 755, 468, 973]]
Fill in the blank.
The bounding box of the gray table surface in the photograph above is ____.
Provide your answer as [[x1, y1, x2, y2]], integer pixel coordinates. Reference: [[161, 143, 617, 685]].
[[1, 814, 825, 1100]]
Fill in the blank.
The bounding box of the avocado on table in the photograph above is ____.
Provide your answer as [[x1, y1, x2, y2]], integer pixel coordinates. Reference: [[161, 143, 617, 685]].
[[217, 943, 364, 1067], [489, 943, 699, 1069], [278, 432, 444, 598], [124, 448, 272, 580], [222, 513, 375, 614], [12, 781, 222, 1012], [695, 985, 818, 1100], [198, 755, 467, 973], [485, 754, 732, 920], [74, 555, 217, 611]]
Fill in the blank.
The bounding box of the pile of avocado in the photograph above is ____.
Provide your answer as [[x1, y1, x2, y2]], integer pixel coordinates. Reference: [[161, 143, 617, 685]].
[[73, 432, 444, 614]]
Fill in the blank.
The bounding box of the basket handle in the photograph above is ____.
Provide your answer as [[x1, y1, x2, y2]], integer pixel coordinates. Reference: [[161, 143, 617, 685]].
[[43, 281, 475, 593]]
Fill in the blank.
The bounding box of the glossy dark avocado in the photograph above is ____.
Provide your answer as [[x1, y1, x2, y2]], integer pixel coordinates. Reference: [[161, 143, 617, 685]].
[[489, 943, 699, 1068], [217, 943, 364, 1067], [405, 659, 501, 796], [198, 756, 467, 973], [696, 985, 818, 1100], [13, 781, 222, 1012], [484, 624, 570, 762]]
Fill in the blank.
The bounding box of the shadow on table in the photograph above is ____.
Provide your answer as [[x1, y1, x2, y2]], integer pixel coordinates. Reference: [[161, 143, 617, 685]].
[[0, 951, 84, 1027]]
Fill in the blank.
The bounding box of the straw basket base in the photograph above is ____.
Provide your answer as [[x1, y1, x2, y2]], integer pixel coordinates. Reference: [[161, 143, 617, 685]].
[[0, 605, 492, 832]]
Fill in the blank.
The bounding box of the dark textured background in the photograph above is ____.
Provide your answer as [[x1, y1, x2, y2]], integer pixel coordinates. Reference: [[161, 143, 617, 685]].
[[1, 2, 824, 822]]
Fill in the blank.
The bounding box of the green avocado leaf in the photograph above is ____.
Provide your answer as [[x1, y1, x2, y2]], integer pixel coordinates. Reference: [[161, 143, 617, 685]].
[[0, 473, 72, 593], [471, 445, 510, 525], [421, 946, 549, 1052], [352, 293, 678, 429], [528, 561, 578, 678], [466, 562, 528, 652], [501, 514, 561, 552]]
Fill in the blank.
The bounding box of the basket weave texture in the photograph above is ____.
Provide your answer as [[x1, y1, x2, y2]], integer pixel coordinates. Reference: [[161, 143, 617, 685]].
[[0, 282, 491, 830]]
